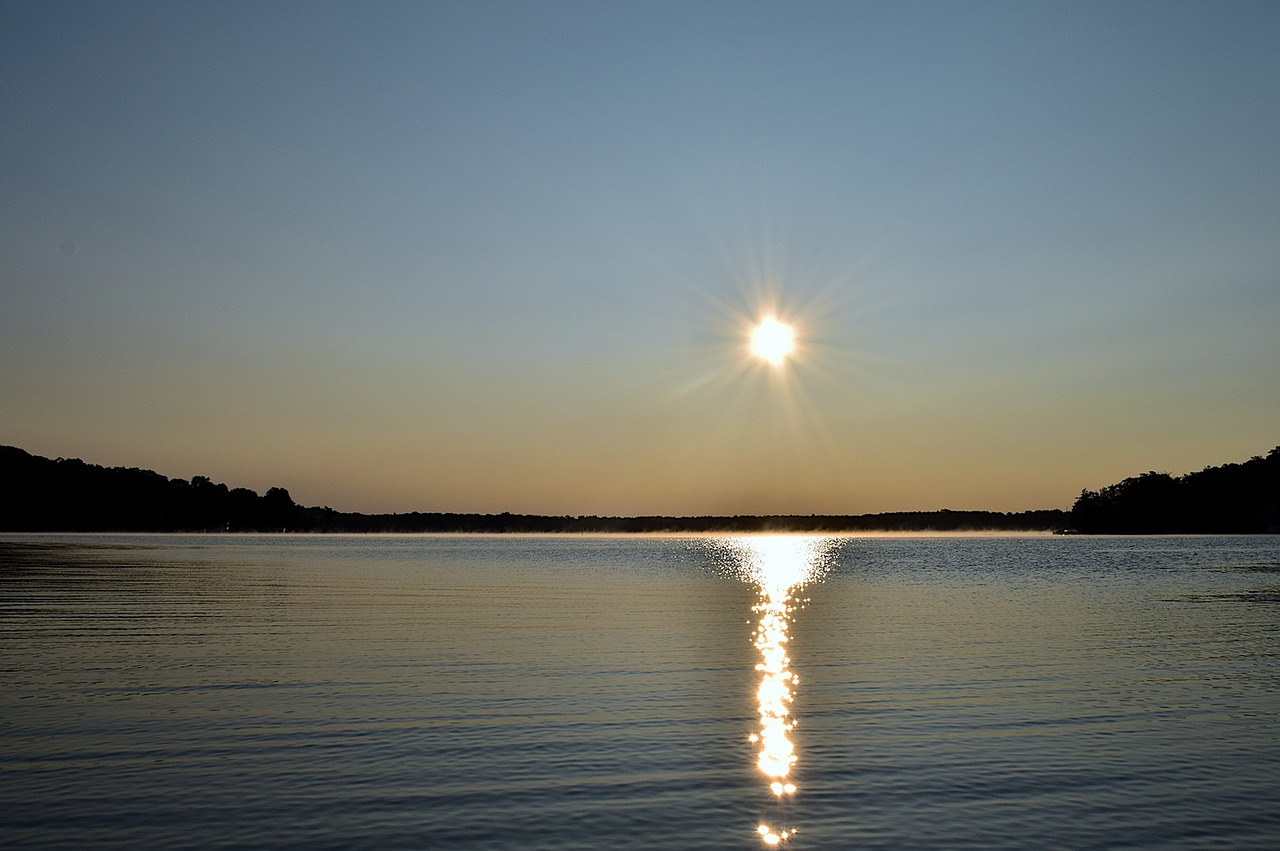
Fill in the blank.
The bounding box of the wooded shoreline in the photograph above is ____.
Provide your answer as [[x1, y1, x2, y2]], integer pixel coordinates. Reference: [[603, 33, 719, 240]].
[[3, 444, 1276, 534]]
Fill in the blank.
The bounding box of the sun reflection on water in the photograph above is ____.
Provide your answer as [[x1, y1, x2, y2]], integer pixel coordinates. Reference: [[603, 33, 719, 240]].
[[717, 535, 836, 845]]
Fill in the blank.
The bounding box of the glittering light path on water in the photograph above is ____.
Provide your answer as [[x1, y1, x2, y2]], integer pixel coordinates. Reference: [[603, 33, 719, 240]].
[[719, 536, 836, 845]]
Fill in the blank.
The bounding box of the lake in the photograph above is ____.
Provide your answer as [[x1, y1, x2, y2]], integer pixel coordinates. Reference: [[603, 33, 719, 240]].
[[2, 533, 1279, 848]]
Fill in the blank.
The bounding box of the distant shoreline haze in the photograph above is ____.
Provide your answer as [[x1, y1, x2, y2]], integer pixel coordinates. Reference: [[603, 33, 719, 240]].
[[1, 444, 1276, 534]]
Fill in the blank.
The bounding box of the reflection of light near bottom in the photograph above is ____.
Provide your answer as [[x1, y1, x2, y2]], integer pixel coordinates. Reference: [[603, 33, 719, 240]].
[[758, 823, 796, 845], [721, 536, 835, 845], [754, 587, 796, 781]]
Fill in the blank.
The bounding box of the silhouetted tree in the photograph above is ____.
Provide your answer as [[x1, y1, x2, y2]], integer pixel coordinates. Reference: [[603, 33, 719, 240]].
[[1072, 447, 1280, 533]]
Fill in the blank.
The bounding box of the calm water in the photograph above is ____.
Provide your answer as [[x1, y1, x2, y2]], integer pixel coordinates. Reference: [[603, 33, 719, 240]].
[[2, 534, 1279, 849]]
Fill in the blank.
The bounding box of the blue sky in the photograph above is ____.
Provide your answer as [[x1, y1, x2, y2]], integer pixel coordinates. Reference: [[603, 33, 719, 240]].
[[2, 1, 1277, 515]]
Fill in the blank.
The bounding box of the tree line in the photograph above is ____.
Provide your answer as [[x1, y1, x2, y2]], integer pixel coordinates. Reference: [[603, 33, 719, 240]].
[[1070, 446, 1280, 533], [0, 445, 1067, 533], [0, 446, 302, 532]]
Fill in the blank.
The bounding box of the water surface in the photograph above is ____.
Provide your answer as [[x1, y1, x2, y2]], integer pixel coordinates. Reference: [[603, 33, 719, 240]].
[[2, 534, 1279, 848]]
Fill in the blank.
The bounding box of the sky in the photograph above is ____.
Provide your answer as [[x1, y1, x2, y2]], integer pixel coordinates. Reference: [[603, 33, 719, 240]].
[[2, 0, 1278, 517]]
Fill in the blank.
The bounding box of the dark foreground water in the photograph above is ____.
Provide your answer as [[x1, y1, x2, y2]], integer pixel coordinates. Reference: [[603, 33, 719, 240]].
[[2, 534, 1279, 849]]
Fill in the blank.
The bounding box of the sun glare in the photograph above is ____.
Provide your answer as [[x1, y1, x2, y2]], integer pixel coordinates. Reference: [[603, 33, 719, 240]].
[[716, 536, 835, 845], [749, 317, 796, 366]]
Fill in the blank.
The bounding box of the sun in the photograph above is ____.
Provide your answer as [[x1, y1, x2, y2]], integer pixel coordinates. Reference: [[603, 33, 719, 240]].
[[750, 316, 795, 366]]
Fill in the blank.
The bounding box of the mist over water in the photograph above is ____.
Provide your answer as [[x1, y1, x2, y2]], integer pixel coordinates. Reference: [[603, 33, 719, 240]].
[[3, 534, 1280, 848]]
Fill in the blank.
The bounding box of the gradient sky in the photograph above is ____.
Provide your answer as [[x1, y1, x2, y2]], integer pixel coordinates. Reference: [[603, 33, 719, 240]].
[[3, 1, 1278, 516]]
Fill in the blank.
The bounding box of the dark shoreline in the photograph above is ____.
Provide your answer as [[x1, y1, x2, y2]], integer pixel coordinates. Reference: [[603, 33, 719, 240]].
[[5, 443, 1278, 535]]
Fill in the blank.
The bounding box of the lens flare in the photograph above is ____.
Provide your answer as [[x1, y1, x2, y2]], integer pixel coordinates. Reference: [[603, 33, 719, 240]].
[[749, 316, 796, 366]]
